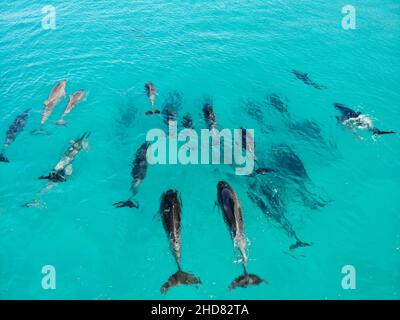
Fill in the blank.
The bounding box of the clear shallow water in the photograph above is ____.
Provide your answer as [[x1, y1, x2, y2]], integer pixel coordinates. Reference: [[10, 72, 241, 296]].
[[0, 0, 399, 299]]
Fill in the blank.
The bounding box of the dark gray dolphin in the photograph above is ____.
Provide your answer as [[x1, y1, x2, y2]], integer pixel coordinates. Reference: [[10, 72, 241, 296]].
[[288, 119, 324, 141], [0, 109, 30, 163], [334, 103, 361, 121], [159, 189, 201, 294], [334, 103, 395, 136], [202, 97, 217, 131], [216, 181, 266, 290], [182, 113, 194, 129], [113, 142, 150, 209]]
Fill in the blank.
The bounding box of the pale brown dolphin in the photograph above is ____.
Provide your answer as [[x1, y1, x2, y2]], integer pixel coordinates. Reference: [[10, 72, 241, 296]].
[[32, 80, 67, 134], [144, 82, 160, 115], [56, 89, 85, 126]]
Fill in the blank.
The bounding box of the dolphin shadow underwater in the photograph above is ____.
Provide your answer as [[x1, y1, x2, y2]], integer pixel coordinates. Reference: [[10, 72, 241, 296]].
[[270, 144, 329, 210], [266, 93, 337, 153], [266, 93, 290, 117], [161, 91, 182, 128], [292, 70, 326, 90], [247, 177, 311, 251], [161, 91, 183, 137], [242, 99, 274, 134], [113, 98, 138, 145]]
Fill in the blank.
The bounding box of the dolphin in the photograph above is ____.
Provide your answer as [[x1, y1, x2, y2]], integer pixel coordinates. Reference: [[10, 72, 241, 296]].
[[56, 89, 86, 126], [292, 70, 326, 89], [202, 97, 217, 130], [216, 181, 266, 290], [182, 113, 194, 129], [38, 132, 91, 183], [23, 132, 90, 208], [0, 109, 30, 163], [159, 190, 201, 294], [31, 80, 67, 134], [113, 142, 150, 209], [144, 82, 160, 115], [334, 103, 395, 137]]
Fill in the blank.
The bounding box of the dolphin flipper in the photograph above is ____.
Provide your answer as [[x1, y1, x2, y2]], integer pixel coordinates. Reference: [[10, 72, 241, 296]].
[[113, 199, 139, 209]]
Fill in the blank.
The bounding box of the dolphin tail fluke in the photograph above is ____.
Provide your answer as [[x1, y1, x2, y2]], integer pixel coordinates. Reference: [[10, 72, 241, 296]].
[[289, 239, 312, 251], [373, 128, 396, 136], [0, 153, 9, 163], [112, 199, 139, 209], [56, 119, 67, 126], [160, 270, 202, 294], [228, 273, 266, 291]]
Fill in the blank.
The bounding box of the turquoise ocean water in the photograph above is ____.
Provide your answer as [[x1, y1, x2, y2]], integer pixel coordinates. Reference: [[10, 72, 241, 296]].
[[0, 0, 399, 299]]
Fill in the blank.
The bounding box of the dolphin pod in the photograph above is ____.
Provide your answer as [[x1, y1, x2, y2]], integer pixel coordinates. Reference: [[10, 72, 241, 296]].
[[2, 71, 397, 295]]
